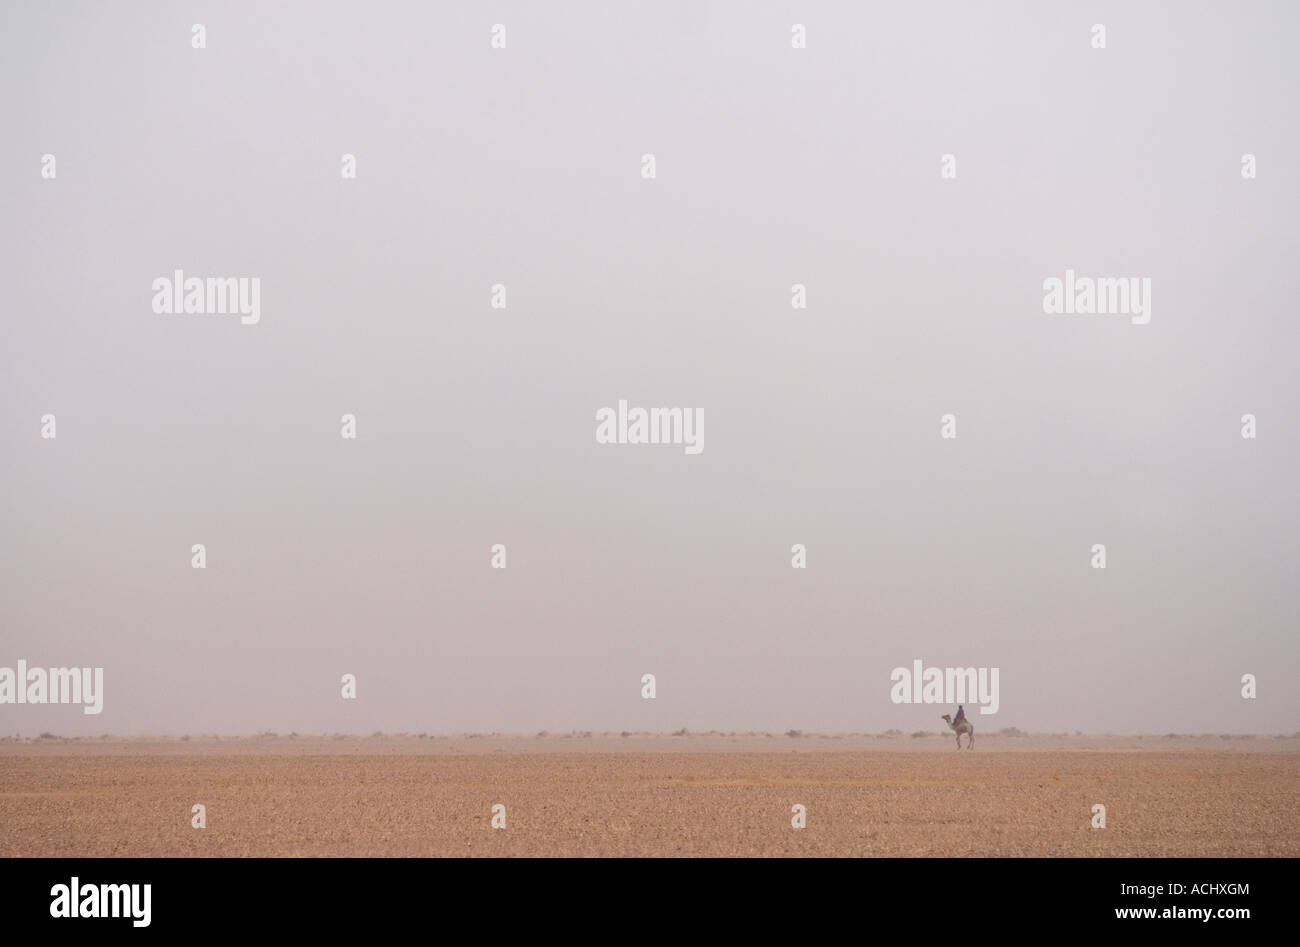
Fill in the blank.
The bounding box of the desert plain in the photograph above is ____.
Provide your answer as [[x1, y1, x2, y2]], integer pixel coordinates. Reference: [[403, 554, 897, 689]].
[[1, 732, 1296, 857]]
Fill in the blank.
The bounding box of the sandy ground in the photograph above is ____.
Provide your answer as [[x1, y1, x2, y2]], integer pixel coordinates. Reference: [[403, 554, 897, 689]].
[[1, 734, 1296, 857]]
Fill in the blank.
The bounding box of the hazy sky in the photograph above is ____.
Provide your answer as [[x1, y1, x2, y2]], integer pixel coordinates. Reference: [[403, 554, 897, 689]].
[[2, 1, 1296, 735]]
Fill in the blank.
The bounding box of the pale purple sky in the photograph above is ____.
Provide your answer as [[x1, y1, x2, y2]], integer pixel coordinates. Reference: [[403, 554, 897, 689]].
[[2, 1, 1296, 734]]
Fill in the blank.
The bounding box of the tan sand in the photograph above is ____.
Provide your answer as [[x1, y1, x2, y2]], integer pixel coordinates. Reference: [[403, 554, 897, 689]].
[[2, 734, 1296, 857]]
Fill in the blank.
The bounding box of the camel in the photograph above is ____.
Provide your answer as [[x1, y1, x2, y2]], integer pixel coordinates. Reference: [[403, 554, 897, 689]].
[[941, 713, 974, 750]]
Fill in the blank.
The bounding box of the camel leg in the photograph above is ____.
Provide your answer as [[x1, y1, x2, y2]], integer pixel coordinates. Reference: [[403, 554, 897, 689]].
[[955, 733, 960, 750]]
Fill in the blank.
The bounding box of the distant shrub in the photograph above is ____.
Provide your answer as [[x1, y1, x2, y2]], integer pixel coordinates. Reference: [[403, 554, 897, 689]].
[[535, 730, 548, 738], [999, 727, 1025, 737], [672, 728, 689, 737], [883, 729, 903, 736], [911, 730, 930, 738], [39, 732, 56, 740], [620, 731, 631, 738], [181, 734, 191, 742], [785, 729, 802, 738]]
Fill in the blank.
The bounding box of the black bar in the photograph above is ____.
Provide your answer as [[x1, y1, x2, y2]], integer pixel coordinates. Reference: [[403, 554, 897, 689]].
[[0, 857, 1280, 935]]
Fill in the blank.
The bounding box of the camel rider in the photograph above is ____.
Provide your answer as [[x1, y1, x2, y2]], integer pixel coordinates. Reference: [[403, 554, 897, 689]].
[[954, 705, 966, 725]]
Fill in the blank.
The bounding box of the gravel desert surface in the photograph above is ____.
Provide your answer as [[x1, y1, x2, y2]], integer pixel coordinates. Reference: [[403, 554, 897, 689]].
[[2, 734, 1296, 857]]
